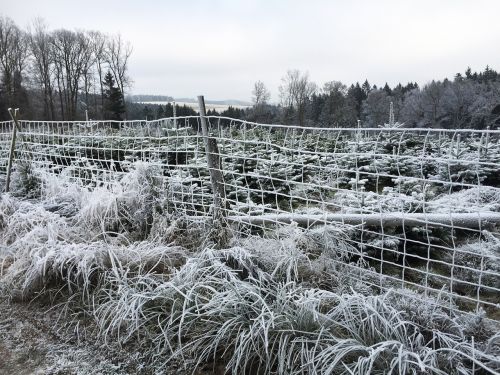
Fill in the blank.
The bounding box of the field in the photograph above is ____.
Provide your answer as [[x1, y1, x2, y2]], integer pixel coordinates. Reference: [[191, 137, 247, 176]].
[[136, 101, 251, 112], [0, 116, 499, 374]]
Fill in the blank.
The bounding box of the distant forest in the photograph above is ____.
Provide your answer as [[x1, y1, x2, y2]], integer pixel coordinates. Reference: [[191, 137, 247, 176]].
[[243, 67, 500, 129], [1, 16, 499, 128], [139, 66, 500, 130]]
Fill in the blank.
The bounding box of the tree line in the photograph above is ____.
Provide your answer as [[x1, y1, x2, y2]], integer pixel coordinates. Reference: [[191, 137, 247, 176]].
[[1, 14, 499, 129], [140, 67, 500, 129], [244, 67, 500, 129], [0, 16, 131, 121]]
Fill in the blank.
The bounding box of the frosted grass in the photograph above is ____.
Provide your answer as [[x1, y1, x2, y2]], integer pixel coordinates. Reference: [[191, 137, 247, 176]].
[[0, 163, 499, 374]]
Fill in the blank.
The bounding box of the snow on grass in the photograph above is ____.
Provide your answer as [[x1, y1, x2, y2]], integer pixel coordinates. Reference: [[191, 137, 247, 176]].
[[427, 186, 500, 213], [88, 249, 500, 374], [0, 162, 499, 374]]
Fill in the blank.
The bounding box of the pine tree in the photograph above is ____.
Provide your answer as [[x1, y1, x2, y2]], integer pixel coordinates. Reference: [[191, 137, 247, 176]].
[[142, 105, 153, 120], [165, 103, 173, 117], [102, 71, 125, 121], [402, 82, 417, 94], [483, 65, 497, 81], [383, 82, 392, 96], [361, 79, 371, 95], [157, 105, 165, 119], [347, 83, 366, 117], [465, 67, 472, 79]]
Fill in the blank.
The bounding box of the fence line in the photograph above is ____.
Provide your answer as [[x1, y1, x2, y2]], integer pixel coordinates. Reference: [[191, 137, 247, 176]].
[[1, 112, 500, 320]]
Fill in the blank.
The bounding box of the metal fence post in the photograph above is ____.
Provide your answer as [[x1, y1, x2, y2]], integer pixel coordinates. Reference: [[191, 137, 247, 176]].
[[5, 108, 20, 193], [197, 95, 226, 218]]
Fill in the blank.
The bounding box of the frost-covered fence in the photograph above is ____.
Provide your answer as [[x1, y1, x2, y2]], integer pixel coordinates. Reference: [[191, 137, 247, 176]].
[[0, 120, 13, 178], [2, 115, 500, 320]]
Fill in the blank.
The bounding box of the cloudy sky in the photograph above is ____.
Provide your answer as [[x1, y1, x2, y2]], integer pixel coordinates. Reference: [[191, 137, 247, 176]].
[[4, 0, 500, 102]]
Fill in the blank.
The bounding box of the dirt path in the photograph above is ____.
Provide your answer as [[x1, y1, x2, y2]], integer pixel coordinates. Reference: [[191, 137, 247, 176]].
[[0, 298, 227, 374], [0, 299, 151, 374]]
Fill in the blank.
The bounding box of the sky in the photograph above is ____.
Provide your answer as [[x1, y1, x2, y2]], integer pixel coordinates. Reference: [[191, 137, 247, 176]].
[[3, 0, 500, 102]]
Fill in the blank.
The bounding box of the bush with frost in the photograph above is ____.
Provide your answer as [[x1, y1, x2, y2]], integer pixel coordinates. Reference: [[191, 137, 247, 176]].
[[10, 161, 42, 199]]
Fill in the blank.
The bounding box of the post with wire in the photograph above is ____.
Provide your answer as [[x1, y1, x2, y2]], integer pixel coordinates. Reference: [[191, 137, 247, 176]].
[[5, 108, 20, 193], [197, 95, 226, 220]]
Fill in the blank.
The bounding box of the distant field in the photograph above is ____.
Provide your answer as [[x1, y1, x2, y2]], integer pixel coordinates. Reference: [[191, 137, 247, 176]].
[[137, 101, 251, 112]]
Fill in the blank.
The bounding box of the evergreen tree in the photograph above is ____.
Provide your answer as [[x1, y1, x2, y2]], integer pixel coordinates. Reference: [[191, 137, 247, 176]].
[[177, 104, 196, 117], [221, 106, 244, 119], [361, 79, 371, 95], [308, 93, 325, 125], [402, 82, 418, 94], [383, 82, 392, 96], [142, 105, 153, 120], [465, 67, 472, 79], [157, 105, 165, 119], [347, 82, 366, 117], [483, 65, 497, 82], [164, 103, 173, 117], [102, 71, 125, 121]]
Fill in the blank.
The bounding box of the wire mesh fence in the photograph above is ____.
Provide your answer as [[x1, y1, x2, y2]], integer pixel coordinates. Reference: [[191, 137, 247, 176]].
[[0, 121, 13, 177], [2, 115, 500, 321]]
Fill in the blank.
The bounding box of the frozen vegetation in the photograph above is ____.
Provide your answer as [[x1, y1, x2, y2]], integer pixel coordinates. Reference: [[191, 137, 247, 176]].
[[0, 163, 499, 374]]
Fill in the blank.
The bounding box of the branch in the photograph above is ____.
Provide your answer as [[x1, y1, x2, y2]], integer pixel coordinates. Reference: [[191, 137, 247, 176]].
[[225, 212, 500, 229]]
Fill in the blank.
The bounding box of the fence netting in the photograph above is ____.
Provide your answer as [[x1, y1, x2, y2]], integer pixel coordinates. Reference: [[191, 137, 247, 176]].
[[0, 121, 13, 177], [3, 116, 500, 321]]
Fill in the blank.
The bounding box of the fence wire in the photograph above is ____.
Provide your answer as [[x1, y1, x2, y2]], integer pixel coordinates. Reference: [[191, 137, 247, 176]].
[[0, 121, 13, 178], [3, 116, 500, 320]]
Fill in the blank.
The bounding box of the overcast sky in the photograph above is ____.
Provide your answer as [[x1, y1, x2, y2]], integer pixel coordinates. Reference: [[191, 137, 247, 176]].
[[3, 0, 500, 102]]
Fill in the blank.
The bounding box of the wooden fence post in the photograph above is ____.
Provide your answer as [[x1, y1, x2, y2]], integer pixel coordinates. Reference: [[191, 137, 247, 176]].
[[5, 108, 20, 193], [173, 101, 177, 129], [197, 95, 226, 218]]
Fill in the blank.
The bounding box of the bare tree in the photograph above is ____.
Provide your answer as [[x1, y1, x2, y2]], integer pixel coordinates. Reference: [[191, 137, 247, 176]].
[[401, 88, 425, 127], [0, 18, 135, 120], [362, 89, 392, 126], [0, 16, 29, 109], [442, 80, 475, 128], [51, 29, 92, 120], [279, 69, 316, 126], [252, 80, 270, 106], [28, 18, 55, 119], [88, 31, 108, 117], [79, 32, 99, 118], [106, 34, 132, 102], [323, 80, 347, 96], [421, 80, 445, 126]]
